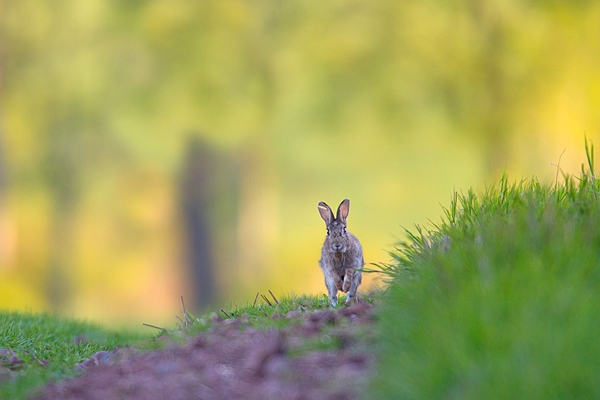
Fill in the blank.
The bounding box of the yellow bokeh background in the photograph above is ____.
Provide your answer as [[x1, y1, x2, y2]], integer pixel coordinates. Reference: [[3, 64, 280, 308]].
[[0, 0, 599, 328]]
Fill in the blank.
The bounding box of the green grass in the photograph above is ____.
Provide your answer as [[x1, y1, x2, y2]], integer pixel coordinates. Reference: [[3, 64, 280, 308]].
[[372, 140, 600, 399], [162, 292, 372, 339], [0, 311, 149, 399], [148, 291, 379, 365]]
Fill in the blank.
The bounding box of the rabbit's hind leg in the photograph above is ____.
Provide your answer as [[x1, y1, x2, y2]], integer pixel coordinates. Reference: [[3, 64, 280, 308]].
[[345, 271, 362, 304], [342, 269, 353, 293]]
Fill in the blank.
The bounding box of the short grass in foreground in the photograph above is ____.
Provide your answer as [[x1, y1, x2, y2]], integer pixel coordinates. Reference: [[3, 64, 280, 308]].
[[165, 292, 378, 359], [159, 292, 374, 339], [372, 146, 600, 398], [0, 311, 149, 400]]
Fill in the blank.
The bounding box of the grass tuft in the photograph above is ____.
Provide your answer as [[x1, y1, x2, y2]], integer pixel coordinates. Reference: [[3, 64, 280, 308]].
[[373, 139, 600, 399], [166, 293, 342, 338]]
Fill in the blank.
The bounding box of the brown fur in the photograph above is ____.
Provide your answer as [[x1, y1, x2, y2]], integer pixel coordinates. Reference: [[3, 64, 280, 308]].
[[318, 199, 363, 306]]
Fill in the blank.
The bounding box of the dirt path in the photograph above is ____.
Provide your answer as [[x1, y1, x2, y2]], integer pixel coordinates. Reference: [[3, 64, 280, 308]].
[[32, 303, 376, 400]]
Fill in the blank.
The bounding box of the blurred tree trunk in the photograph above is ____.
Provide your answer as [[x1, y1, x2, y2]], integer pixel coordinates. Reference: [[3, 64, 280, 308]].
[[0, 133, 4, 197], [0, 55, 5, 199], [0, 37, 9, 267], [44, 125, 81, 310], [469, 0, 511, 176], [0, 127, 6, 266], [180, 136, 218, 310]]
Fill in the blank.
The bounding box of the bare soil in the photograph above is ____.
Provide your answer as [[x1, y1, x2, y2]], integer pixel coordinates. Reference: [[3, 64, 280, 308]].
[[32, 302, 376, 400]]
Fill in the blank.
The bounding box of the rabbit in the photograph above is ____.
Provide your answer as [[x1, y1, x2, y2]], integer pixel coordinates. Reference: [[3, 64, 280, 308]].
[[318, 198, 363, 307]]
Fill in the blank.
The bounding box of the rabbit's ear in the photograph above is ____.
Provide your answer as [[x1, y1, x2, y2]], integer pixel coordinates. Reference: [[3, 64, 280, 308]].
[[337, 198, 350, 223], [318, 202, 334, 225]]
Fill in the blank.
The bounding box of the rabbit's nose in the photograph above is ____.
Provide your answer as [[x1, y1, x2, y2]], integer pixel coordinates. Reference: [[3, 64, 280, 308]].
[[333, 243, 343, 251]]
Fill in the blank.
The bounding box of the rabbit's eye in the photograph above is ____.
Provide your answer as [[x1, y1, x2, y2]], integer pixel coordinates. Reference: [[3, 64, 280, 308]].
[[326, 229, 330, 235], [343, 227, 347, 233]]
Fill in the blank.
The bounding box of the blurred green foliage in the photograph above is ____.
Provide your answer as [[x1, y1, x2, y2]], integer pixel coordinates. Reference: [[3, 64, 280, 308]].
[[0, 0, 599, 326]]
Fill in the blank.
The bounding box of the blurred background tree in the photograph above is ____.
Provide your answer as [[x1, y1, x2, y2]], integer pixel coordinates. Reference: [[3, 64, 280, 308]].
[[0, 0, 598, 327]]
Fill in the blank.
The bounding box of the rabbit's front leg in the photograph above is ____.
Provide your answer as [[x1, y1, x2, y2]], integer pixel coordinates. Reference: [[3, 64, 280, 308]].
[[323, 270, 339, 307]]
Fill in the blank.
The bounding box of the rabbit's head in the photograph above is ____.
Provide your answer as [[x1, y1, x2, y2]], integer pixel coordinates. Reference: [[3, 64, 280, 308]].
[[318, 199, 352, 253]]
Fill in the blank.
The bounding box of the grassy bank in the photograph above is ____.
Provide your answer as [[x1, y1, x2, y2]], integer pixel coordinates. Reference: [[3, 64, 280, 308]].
[[373, 145, 600, 398], [0, 311, 149, 399]]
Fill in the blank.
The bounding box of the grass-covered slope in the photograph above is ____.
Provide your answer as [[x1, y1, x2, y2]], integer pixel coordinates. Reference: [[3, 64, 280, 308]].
[[373, 148, 600, 398], [1, 293, 372, 399], [0, 311, 147, 399]]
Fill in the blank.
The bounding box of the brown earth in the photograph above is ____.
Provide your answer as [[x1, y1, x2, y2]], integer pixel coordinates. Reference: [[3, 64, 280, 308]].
[[32, 302, 376, 400]]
